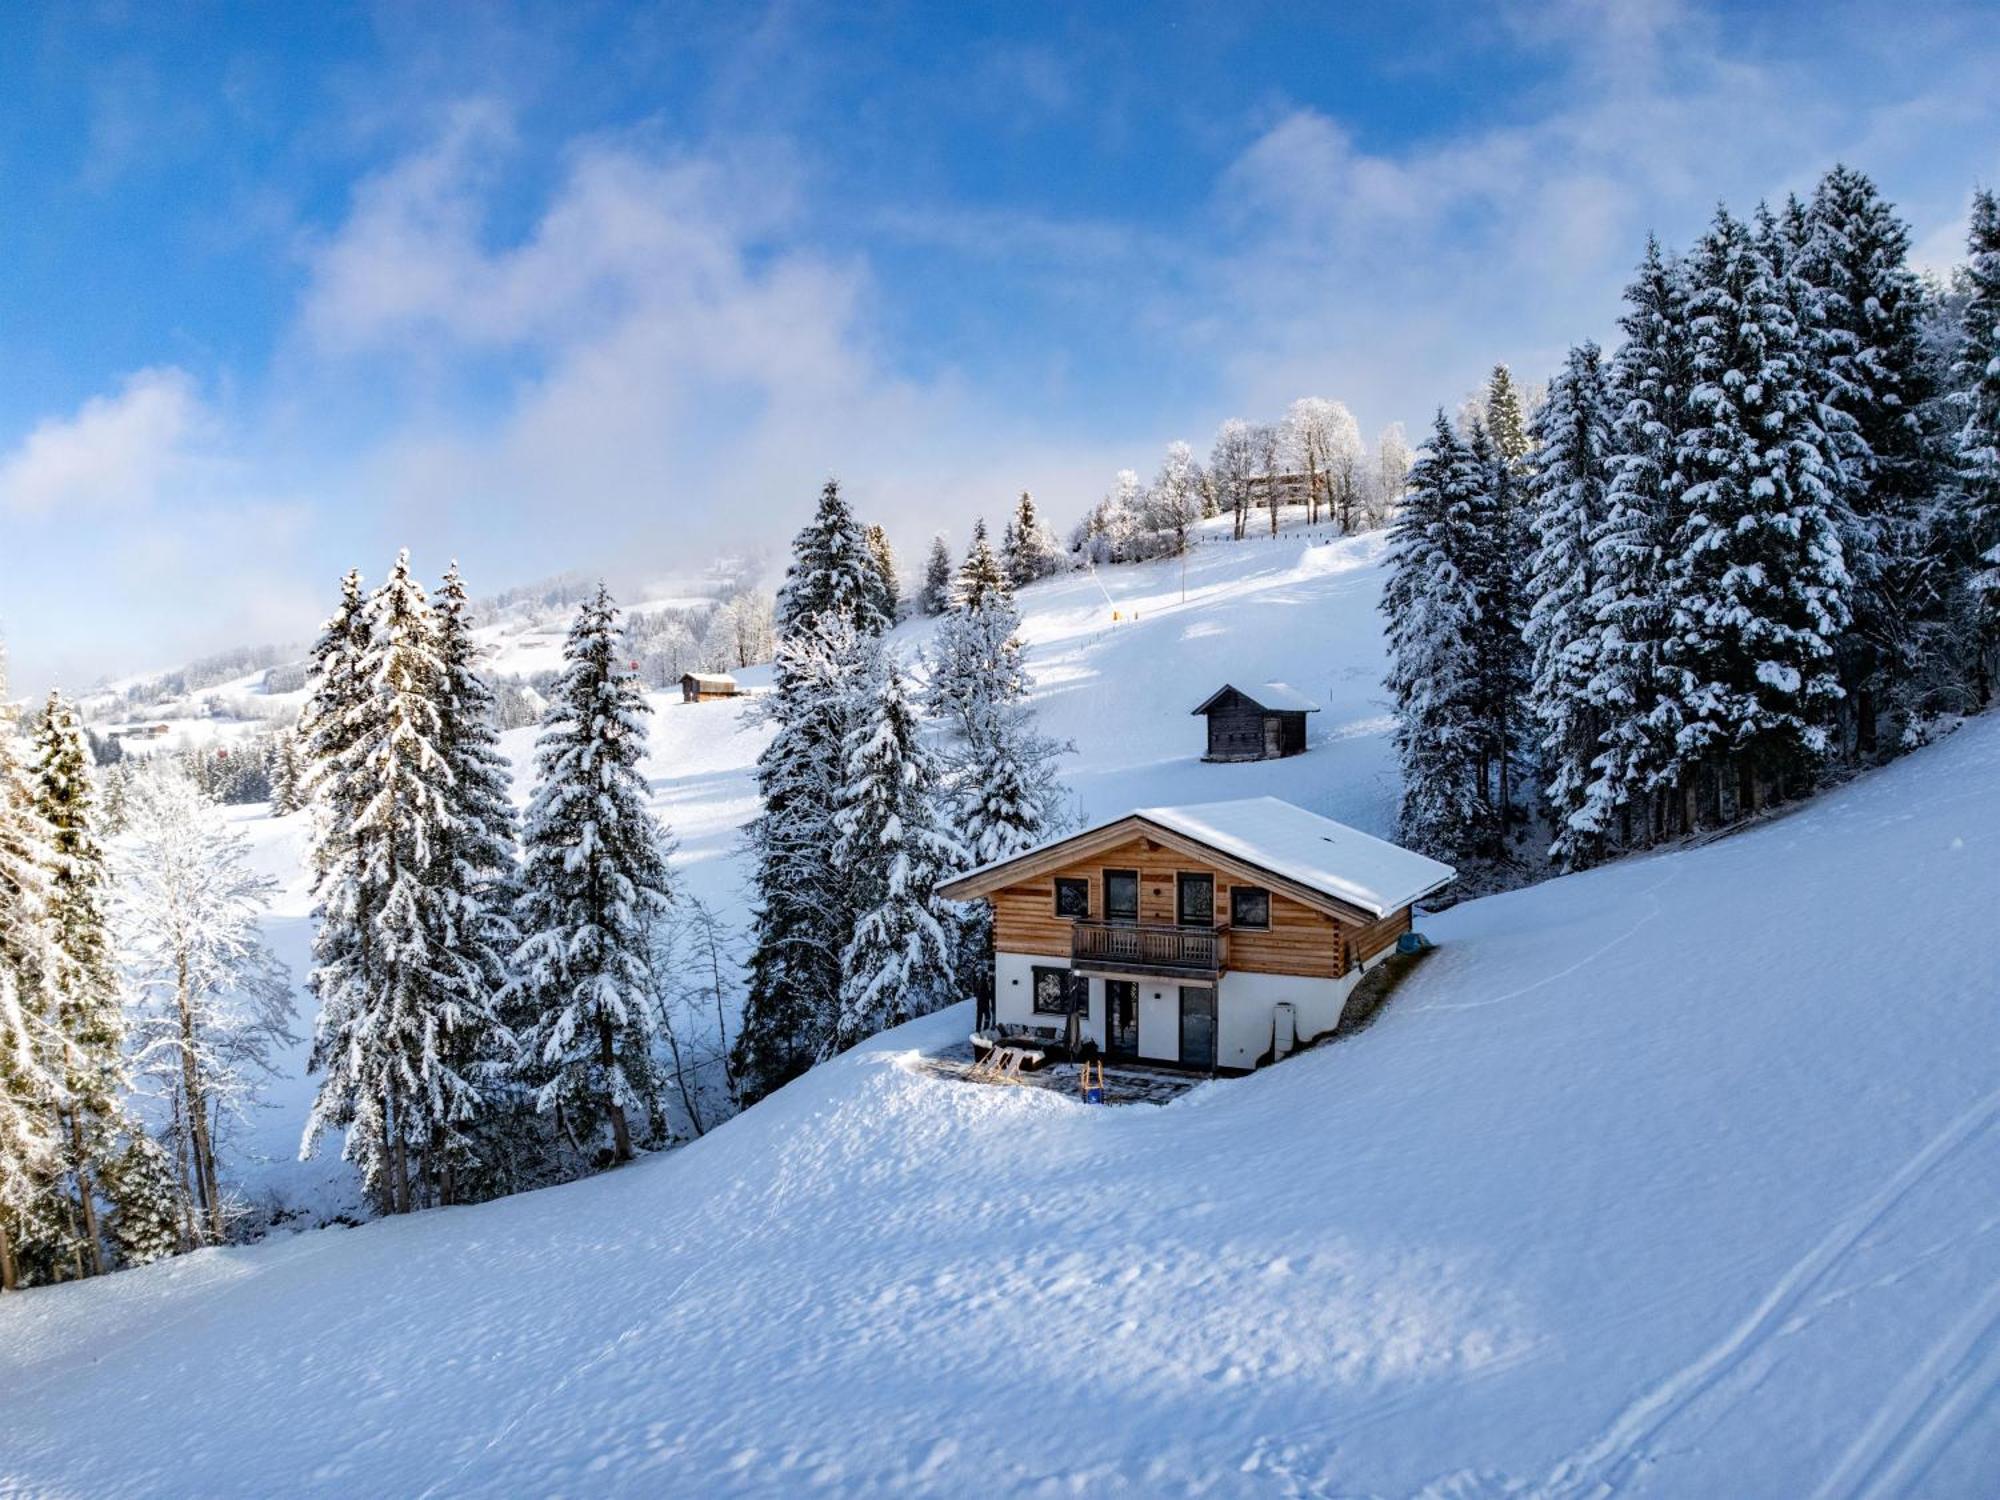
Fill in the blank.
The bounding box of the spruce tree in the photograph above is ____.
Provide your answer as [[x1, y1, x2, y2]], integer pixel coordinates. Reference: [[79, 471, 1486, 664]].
[[304, 553, 501, 1213], [734, 616, 868, 1101], [1953, 188, 2000, 700], [1783, 174, 1943, 747], [0, 650, 64, 1290], [1381, 413, 1490, 862], [1003, 492, 1062, 585], [511, 586, 675, 1165], [429, 562, 526, 1201], [955, 519, 1010, 610], [1667, 205, 1850, 816], [30, 692, 127, 1275], [1587, 239, 1697, 845], [919, 534, 955, 617], [863, 523, 901, 626], [1466, 417, 1532, 851], [833, 649, 963, 1044], [1525, 343, 1618, 869], [1485, 364, 1534, 470], [779, 480, 888, 637]]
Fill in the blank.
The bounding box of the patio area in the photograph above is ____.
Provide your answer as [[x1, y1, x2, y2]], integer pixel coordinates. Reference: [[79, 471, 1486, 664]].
[[910, 1039, 1207, 1106]]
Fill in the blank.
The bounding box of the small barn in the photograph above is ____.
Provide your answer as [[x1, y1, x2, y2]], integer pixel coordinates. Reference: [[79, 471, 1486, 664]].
[[680, 671, 742, 703], [1192, 682, 1318, 762]]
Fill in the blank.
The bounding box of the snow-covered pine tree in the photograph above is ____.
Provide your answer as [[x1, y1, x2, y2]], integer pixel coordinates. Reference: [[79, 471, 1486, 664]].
[[923, 560, 1072, 1002], [30, 691, 129, 1275], [0, 648, 65, 1291], [1485, 365, 1534, 471], [736, 485, 897, 1104], [429, 562, 527, 1202], [863, 523, 901, 626], [778, 480, 889, 637], [1667, 205, 1851, 818], [734, 616, 872, 1101], [1381, 413, 1491, 862], [1586, 238, 1698, 847], [1002, 492, 1064, 585], [919, 534, 955, 616], [120, 761, 295, 1247], [1525, 343, 1618, 870], [832, 649, 964, 1045], [1466, 417, 1532, 851], [955, 518, 1010, 608], [925, 584, 1029, 744], [299, 569, 370, 881], [1800, 167, 1959, 746], [1952, 188, 2000, 701], [267, 725, 309, 815], [511, 585, 675, 1166], [100, 1128, 183, 1268], [303, 553, 501, 1213]]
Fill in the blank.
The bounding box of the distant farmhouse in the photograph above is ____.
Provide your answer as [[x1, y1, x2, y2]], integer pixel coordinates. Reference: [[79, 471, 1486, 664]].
[[1192, 682, 1318, 762], [939, 797, 1453, 1074], [680, 672, 742, 703]]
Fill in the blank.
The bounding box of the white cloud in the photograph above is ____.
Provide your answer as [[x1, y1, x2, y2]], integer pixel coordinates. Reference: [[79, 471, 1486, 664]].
[[0, 367, 211, 517]]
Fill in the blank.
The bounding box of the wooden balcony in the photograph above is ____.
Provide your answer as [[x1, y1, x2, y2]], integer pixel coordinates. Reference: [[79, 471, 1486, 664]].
[[1070, 920, 1228, 978]]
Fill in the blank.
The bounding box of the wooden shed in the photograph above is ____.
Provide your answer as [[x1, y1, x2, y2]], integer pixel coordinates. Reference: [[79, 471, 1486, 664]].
[[1192, 682, 1318, 762], [680, 671, 742, 703]]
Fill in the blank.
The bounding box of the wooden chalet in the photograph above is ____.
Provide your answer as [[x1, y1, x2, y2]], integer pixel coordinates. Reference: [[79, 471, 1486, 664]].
[[938, 797, 1453, 1073], [680, 671, 742, 703], [1192, 682, 1318, 762]]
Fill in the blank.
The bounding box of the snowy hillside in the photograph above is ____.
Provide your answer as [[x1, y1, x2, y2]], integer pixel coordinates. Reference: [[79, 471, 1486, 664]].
[[6, 661, 1997, 1497], [181, 527, 1404, 1221], [6, 538, 1999, 1495]]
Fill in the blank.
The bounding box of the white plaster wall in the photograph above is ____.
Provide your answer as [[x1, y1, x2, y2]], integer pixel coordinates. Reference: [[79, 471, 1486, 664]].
[[1216, 971, 1359, 1070], [1137, 984, 1180, 1062], [993, 952, 1100, 1044]]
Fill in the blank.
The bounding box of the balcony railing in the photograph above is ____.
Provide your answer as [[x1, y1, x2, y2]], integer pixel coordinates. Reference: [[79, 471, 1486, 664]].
[[1071, 920, 1228, 978]]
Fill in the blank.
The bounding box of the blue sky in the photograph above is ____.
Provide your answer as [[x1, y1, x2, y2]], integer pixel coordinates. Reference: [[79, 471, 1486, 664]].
[[4, 0, 1999, 690]]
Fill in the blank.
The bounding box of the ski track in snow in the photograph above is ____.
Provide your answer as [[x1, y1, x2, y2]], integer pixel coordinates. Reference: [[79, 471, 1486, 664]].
[[1810, 1274, 2000, 1500], [1530, 1085, 2000, 1500]]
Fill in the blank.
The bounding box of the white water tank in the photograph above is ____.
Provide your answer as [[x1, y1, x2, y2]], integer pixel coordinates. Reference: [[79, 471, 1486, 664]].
[[1273, 1001, 1297, 1060]]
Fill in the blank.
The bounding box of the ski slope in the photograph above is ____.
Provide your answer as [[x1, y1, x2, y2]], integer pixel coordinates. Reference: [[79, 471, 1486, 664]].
[[5, 540, 1998, 1495]]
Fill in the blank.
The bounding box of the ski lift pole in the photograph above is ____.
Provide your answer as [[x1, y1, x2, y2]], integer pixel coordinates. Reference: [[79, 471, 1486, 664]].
[[1084, 557, 1119, 621]]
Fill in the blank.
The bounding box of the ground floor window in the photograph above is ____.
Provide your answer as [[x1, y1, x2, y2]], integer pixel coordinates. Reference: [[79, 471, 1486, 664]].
[[1032, 966, 1088, 1017]]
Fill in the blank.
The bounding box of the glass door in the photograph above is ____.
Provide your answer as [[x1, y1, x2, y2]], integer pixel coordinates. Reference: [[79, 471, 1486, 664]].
[[1105, 980, 1139, 1058], [1179, 985, 1216, 1068]]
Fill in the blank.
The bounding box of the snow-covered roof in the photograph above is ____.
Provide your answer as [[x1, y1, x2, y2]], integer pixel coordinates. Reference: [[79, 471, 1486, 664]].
[[1190, 681, 1321, 715], [1135, 799, 1454, 917], [943, 796, 1455, 919], [682, 672, 738, 688]]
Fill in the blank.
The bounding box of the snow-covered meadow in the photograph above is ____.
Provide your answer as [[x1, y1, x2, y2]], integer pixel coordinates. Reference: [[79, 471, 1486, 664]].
[[5, 526, 1998, 1495]]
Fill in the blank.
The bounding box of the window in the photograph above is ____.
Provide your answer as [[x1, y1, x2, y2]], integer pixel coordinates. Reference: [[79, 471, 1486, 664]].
[[1177, 872, 1214, 927], [1054, 877, 1089, 919], [1032, 966, 1087, 1016], [1104, 869, 1139, 923], [1230, 886, 1271, 930]]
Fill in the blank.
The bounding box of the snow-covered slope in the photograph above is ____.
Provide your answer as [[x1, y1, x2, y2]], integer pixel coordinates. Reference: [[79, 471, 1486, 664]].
[[5, 605, 1997, 1494], [202, 528, 1403, 1218]]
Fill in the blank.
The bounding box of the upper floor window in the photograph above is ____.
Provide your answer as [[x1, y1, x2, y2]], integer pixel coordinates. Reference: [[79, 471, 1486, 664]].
[[1230, 886, 1271, 930], [1054, 877, 1089, 919], [1177, 872, 1214, 927], [1104, 869, 1139, 923]]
